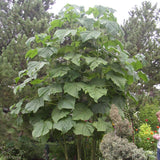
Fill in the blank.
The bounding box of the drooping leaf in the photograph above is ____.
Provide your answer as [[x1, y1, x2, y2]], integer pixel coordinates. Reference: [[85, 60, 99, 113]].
[[92, 118, 108, 131], [64, 82, 82, 98], [77, 18, 95, 30], [80, 83, 107, 102], [25, 37, 35, 47], [100, 20, 121, 36], [38, 47, 58, 58], [32, 120, 52, 138], [90, 58, 107, 71], [49, 19, 63, 31], [27, 61, 49, 78], [53, 117, 75, 134], [106, 72, 127, 90], [13, 77, 33, 94], [72, 104, 93, 120], [138, 71, 148, 82], [10, 99, 24, 114], [50, 66, 70, 78], [73, 122, 94, 136], [51, 108, 70, 123], [58, 96, 75, 110], [25, 49, 38, 59], [80, 31, 101, 42], [25, 97, 44, 113], [84, 57, 107, 71], [54, 29, 77, 43], [64, 53, 81, 66], [38, 84, 62, 97]]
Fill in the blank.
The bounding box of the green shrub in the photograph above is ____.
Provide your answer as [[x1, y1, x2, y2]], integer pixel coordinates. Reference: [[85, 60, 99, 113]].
[[135, 123, 156, 151], [100, 132, 147, 160], [138, 101, 159, 131]]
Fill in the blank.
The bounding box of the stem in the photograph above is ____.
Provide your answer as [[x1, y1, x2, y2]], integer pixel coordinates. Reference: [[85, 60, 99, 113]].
[[90, 137, 96, 160], [77, 135, 81, 160], [63, 135, 69, 160]]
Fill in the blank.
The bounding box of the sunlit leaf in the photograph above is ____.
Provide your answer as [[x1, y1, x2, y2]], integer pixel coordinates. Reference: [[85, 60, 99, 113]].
[[80, 31, 101, 42], [32, 120, 52, 138], [25, 97, 44, 113]]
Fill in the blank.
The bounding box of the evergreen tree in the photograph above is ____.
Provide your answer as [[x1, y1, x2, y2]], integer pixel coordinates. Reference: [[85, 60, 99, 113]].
[[0, 0, 55, 110], [122, 1, 160, 93]]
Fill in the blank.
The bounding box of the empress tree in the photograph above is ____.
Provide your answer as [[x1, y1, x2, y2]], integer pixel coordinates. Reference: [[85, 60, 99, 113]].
[[11, 5, 147, 160], [122, 1, 160, 94]]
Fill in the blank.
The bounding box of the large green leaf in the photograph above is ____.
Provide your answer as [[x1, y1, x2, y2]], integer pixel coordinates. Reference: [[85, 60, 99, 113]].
[[50, 66, 70, 78], [58, 96, 75, 110], [53, 117, 75, 134], [27, 61, 49, 78], [72, 104, 93, 120], [64, 82, 82, 98], [73, 122, 94, 136], [100, 20, 120, 36], [38, 47, 58, 58], [92, 118, 108, 131], [84, 57, 107, 71], [77, 18, 95, 30], [25, 97, 44, 113], [54, 29, 77, 43], [64, 53, 81, 66], [32, 120, 52, 138], [80, 31, 101, 42], [91, 103, 107, 114], [106, 72, 127, 90], [51, 108, 70, 123], [38, 84, 62, 100], [80, 83, 107, 102]]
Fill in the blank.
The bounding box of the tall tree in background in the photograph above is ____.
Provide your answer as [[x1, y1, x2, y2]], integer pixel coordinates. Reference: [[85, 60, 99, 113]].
[[122, 1, 160, 94], [0, 0, 55, 109]]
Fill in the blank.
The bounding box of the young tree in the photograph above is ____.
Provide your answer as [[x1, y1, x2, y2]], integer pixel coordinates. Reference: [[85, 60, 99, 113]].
[[11, 4, 147, 160], [122, 1, 160, 93]]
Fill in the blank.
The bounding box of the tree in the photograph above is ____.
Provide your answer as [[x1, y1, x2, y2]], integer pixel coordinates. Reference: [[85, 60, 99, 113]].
[[0, 0, 55, 54], [0, 0, 55, 109], [11, 4, 147, 160], [122, 1, 160, 93]]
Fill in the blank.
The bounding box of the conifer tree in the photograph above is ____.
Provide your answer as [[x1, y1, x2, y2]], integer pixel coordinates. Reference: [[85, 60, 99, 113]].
[[122, 1, 160, 93], [0, 0, 55, 109]]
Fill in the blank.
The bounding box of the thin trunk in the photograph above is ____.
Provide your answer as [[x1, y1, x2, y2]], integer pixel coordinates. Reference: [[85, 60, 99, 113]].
[[77, 135, 81, 160], [63, 135, 69, 160], [90, 137, 96, 160]]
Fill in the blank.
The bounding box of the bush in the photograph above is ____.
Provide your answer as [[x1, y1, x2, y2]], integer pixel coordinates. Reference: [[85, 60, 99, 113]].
[[135, 123, 157, 151], [138, 101, 159, 131], [100, 132, 147, 160]]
